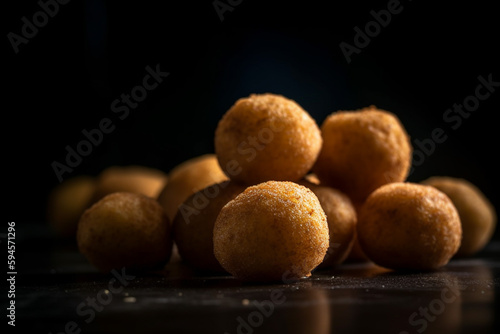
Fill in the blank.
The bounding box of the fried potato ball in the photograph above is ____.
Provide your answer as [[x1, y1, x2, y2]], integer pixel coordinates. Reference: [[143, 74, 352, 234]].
[[77, 192, 172, 273], [313, 106, 412, 203], [93, 165, 167, 201], [346, 231, 370, 262], [214, 93, 322, 185], [421, 176, 497, 257], [298, 180, 357, 268], [213, 181, 329, 281], [172, 181, 246, 273], [157, 154, 229, 221], [346, 202, 370, 262], [47, 175, 96, 238], [357, 182, 462, 270]]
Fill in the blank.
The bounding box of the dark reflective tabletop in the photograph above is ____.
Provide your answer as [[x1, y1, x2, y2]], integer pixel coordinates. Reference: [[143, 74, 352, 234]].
[[16, 223, 500, 333]]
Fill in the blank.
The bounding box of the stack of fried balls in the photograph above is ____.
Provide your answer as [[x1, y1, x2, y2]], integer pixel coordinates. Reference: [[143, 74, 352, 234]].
[[47, 93, 497, 281]]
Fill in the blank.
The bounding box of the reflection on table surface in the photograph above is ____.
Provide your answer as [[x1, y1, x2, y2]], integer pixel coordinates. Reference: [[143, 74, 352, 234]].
[[16, 225, 500, 333]]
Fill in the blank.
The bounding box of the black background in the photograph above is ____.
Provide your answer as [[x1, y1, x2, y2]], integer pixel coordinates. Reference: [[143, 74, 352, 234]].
[[4, 1, 499, 239]]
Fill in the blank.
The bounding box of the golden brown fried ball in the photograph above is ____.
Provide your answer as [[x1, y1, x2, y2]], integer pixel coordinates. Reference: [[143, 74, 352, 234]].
[[213, 181, 329, 281], [77, 192, 172, 273], [346, 202, 370, 262], [157, 154, 229, 222], [298, 180, 357, 268], [313, 106, 412, 203], [357, 182, 462, 270], [47, 175, 96, 238], [346, 231, 370, 262], [421, 176, 497, 257], [93, 165, 167, 201], [172, 181, 246, 273], [214, 93, 322, 185]]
